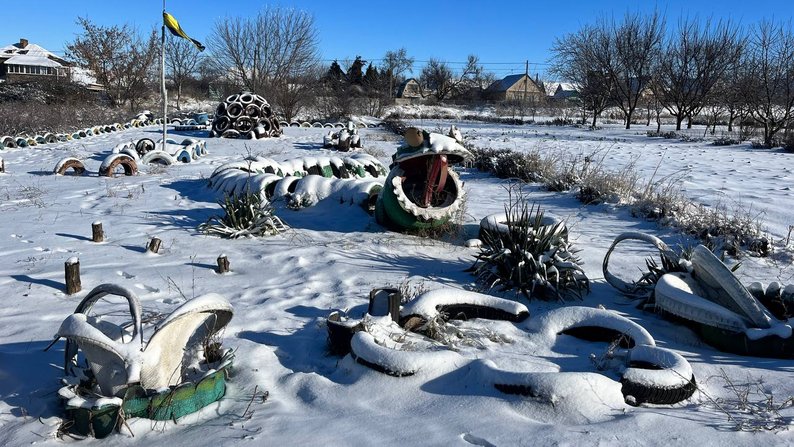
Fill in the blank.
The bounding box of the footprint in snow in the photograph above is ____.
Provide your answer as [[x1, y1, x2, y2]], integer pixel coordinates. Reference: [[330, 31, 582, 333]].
[[116, 270, 136, 279], [462, 433, 496, 447], [134, 283, 159, 293]]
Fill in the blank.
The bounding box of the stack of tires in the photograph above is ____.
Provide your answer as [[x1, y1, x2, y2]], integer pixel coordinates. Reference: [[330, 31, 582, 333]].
[[210, 92, 282, 139]]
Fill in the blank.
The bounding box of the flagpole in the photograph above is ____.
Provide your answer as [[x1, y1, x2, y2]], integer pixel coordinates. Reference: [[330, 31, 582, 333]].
[[161, 0, 167, 149]]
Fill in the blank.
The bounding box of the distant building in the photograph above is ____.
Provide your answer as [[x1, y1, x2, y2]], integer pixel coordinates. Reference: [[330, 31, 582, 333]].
[[485, 74, 544, 101], [0, 38, 71, 82], [396, 78, 422, 99], [548, 82, 579, 101]]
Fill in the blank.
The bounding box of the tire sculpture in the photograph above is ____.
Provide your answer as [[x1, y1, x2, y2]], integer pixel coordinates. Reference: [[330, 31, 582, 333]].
[[323, 122, 362, 151], [604, 232, 794, 358], [56, 284, 234, 438], [375, 126, 472, 231], [208, 154, 387, 210], [210, 92, 281, 139], [328, 288, 696, 406]]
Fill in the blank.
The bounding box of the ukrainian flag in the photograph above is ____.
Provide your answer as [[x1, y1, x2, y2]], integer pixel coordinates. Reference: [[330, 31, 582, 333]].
[[163, 12, 205, 51]]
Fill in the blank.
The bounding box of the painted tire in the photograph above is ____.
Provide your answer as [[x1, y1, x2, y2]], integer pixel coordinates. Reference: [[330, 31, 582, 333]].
[[690, 245, 773, 329], [375, 167, 464, 231], [99, 153, 137, 177], [54, 157, 86, 176]]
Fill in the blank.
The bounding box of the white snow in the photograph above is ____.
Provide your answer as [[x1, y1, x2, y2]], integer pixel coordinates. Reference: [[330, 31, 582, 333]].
[[0, 118, 791, 445]]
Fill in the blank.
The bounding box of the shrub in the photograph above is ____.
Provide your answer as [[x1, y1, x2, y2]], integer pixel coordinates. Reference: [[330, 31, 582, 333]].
[[199, 192, 286, 238], [468, 198, 590, 301]]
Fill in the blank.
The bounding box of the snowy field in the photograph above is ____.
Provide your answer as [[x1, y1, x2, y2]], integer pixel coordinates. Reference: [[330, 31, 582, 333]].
[[0, 120, 792, 445]]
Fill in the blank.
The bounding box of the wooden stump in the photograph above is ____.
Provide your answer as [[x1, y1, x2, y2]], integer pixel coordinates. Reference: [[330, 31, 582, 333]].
[[217, 254, 230, 274], [91, 221, 104, 242], [368, 288, 402, 322], [65, 257, 81, 295], [147, 237, 162, 254]]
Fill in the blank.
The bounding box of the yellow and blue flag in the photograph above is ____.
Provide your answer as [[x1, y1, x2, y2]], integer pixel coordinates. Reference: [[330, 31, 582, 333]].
[[163, 12, 205, 52]]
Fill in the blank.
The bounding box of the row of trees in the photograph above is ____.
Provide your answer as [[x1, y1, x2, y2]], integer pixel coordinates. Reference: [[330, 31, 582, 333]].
[[65, 8, 502, 120], [550, 12, 794, 146]]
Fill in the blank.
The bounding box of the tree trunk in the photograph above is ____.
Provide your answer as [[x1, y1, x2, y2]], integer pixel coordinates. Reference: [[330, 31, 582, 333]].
[[177, 83, 182, 111]]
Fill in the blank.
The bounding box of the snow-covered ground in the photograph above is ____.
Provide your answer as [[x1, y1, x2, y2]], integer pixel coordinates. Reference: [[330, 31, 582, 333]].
[[0, 120, 792, 445]]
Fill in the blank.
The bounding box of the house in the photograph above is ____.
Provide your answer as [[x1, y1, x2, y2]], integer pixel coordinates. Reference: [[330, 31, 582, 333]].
[[396, 78, 422, 99], [550, 82, 579, 101], [0, 39, 71, 82], [485, 74, 544, 101]]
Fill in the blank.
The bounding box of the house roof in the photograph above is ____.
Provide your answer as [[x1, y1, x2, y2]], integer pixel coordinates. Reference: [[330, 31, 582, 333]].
[[396, 78, 421, 97], [0, 41, 68, 66], [3, 55, 62, 67], [487, 74, 528, 92]]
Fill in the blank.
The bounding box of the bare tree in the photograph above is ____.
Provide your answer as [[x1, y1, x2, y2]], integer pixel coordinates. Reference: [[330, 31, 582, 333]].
[[381, 48, 414, 98], [270, 67, 321, 122], [550, 24, 614, 127], [419, 55, 484, 101], [207, 7, 319, 99], [743, 20, 794, 147], [165, 36, 202, 110], [653, 18, 744, 130], [66, 17, 158, 110], [587, 11, 665, 129]]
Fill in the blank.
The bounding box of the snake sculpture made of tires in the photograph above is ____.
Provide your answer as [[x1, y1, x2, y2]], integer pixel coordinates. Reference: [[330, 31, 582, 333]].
[[375, 127, 473, 232], [208, 154, 387, 211], [327, 287, 696, 407]]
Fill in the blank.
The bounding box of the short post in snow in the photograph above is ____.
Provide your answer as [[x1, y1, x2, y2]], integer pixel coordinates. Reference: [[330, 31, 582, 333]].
[[368, 288, 402, 322], [217, 254, 230, 274], [147, 237, 162, 254], [65, 257, 81, 295], [91, 221, 104, 243]]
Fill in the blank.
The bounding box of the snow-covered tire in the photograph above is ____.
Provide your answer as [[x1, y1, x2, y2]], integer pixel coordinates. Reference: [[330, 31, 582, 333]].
[[135, 138, 155, 156], [221, 129, 241, 139], [349, 324, 462, 377], [226, 102, 244, 119], [620, 345, 697, 406], [54, 157, 86, 176], [479, 211, 567, 241], [141, 151, 174, 166], [1, 136, 17, 148], [99, 153, 137, 177], [400, 288, 529, 324], [690, 245, 773, 329], [602, 232, 677, 297], [175, 150, 192, 163], [526, 306, 656, 348]]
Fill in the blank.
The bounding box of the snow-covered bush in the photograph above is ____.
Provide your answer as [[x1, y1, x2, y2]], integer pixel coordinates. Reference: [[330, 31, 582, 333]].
[[199, 192, 286, 238], [469, 199, 589, 301]]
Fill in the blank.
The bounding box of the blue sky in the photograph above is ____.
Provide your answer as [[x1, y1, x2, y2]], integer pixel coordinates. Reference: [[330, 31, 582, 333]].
[[4, 0, 792, 78]]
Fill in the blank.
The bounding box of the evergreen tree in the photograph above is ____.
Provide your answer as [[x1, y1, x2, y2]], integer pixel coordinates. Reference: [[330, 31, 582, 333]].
[[325, 60, 346, 84], [363, 63, 381, 90], [347, 56, 366, 85]]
